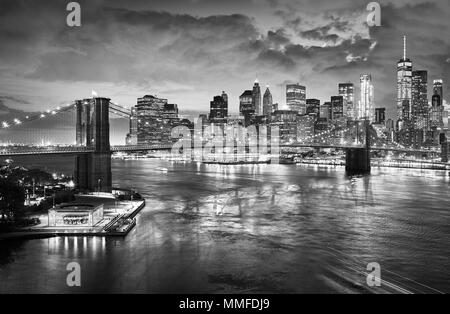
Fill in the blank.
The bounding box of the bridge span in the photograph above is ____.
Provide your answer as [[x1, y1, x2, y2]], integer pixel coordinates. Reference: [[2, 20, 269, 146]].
[[1, 98, 448, 192]]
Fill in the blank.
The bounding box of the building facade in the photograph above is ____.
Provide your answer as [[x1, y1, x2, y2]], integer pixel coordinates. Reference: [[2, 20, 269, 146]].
[[331, 96, 344, 120], [240, 90, 255, 127], [306, 98, 320, 116], [252, 80, 262, 116], [286, 83, 306, 114], [338, 83, 354, 119], [128, 95, 180, 145], [359, 74, 375, 122], [209, 91, 228, 124], [412, 70, 428, 128], [397, 36, 413, 121], [263, 87, 273, 116]]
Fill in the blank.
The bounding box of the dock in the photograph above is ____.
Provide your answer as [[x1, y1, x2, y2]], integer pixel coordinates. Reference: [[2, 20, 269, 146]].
[[0, 195, 146, 241]]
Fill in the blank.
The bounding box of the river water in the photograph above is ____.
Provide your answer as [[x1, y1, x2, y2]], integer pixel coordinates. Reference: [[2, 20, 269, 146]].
[[1, 158, 450, 293]]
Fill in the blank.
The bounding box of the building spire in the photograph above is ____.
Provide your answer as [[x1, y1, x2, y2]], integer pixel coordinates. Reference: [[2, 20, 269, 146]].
[[403, 35, 407, 60]]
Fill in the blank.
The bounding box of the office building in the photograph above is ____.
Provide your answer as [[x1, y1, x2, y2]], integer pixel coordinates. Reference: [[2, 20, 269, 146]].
[[320, 102, 332, 120], [412, 70, 428, 127], [306, 99, 320, 115], [298, 114, 315, 141], [339, 83, 355, 119], [240, 90, 255, 127], [359, 74, 375, 122], [375, 108, 386, 124], [286, 83, 306, 114], [209, 91, 228, 124], [433, 79, 444, 107], [252, 79, 262, 115], [270, 110, 299, 142], [263, 86, 273, 116], [331, 96, 344, 120], [397, 36, 413, 121]]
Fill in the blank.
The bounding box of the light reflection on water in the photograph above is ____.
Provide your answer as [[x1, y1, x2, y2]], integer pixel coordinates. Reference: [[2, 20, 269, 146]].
[[1, 159, 450, 293]]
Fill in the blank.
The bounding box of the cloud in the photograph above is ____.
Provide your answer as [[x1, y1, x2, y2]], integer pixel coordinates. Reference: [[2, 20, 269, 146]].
[[0, 0, 449, 120], [0, 96, 31, 105]]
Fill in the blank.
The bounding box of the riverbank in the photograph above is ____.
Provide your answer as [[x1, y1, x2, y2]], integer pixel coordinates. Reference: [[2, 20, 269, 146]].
[[0, 196, 145, 241], [295, 158, 450, 171]]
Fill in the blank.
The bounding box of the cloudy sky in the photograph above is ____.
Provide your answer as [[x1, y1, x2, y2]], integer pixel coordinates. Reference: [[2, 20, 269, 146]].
[[0, 0, 449, 121]]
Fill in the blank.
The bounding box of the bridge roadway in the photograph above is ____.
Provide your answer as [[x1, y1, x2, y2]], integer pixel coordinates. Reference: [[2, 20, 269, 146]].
[[0, 143, 441, 157]]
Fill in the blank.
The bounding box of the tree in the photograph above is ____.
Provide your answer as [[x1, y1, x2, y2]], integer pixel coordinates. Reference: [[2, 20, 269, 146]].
[[0, 178, 25, 220]]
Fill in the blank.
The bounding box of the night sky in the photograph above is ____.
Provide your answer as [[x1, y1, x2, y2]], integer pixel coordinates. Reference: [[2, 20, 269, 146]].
[[0, 0, 449, 122]]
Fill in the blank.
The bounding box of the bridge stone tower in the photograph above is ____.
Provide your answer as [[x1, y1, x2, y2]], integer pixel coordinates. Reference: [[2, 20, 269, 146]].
[[345, 119, 371, 174], [75, 97, 112, 192]]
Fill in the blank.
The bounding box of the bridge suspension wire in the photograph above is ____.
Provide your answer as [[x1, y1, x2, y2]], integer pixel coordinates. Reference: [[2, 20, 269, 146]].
[[109, 101, 131, 118], [296, 122, 358, 145], [0, 99, 132, 146], [0, 100, 131, 131], [0, 102, 76, 130]]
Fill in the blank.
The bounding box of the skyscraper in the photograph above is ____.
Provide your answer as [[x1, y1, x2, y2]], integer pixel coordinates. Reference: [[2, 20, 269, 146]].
[[240, 90, 255, 126], [338, 83, 354, 119], [359, 74, 374, 122], [330, 96, 344, 120], [286, 83, 306, 114], [252, 79, 262, 115], [320, 102, 332, 120], [375, 108, 386, 124], [209, 91, 228, 124], [297, 115, 315, 141], [306, 99, 320, 115], [412, 70, 428, 128], [263, 86, 273, 116], [397, 36, 413, 121], [433, 79, 444, 106], [221, 90, 228, 107], [430, 94, 443, 128], [134, 94, 174, 144]]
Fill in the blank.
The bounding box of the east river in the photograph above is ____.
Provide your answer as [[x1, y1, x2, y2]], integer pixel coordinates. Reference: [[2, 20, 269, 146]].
[[1, 158, 450, 293]]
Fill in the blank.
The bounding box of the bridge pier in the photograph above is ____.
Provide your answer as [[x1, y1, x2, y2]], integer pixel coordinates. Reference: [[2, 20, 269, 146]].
[[345, 148, 371, 174], [75, 97, 112, 193], [346, 120, 371, 175]]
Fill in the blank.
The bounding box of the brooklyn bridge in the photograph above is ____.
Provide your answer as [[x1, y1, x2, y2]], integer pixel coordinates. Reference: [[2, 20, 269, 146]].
[[0, 97, 445, 192]]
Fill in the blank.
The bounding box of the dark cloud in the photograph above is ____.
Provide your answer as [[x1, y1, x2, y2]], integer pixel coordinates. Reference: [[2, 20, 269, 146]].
[[300, 19, 350, 43], [0, 96, 31, 105], [0, 0, 449, 119]]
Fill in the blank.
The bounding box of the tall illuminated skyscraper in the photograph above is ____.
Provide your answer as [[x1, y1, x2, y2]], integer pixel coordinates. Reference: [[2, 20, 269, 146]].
[[306, 99, 320, 115], [209, 91, 228, 124], [412, 70, 428, 128], [397, 36, 413, 121], [359, 74, 374, 122], [262, 86, 273, 116], [240, 90, 255, 127], [252, 79, 262, 116], [433, 79, 444, 106], [338, 83, 354, 119], [286, 83, 306, 114], [330, 96, 344, 120]]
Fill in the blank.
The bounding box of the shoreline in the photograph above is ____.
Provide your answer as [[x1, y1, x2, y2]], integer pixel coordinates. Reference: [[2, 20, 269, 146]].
[[0, 198, 145, 241], [117, 156, 450, 172]]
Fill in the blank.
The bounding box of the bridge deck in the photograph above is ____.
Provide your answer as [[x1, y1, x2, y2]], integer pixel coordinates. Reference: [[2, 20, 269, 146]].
[[0, 143, 441, 157]]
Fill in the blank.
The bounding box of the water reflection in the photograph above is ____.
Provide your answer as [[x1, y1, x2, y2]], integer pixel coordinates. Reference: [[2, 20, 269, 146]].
[[1, 160, 450, 293]]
